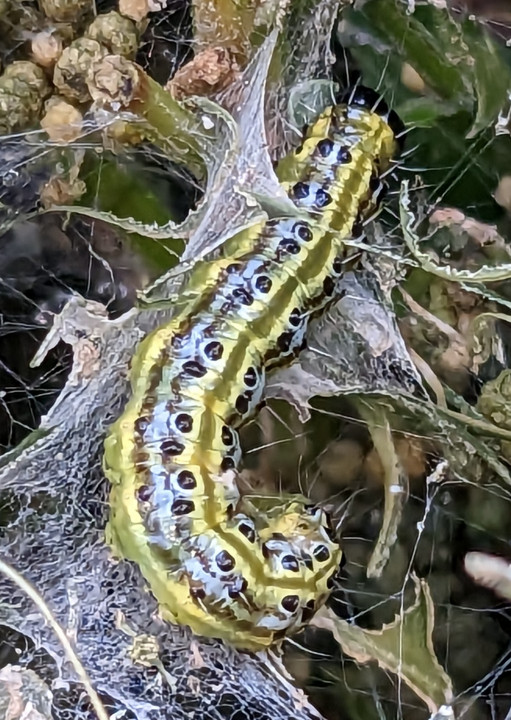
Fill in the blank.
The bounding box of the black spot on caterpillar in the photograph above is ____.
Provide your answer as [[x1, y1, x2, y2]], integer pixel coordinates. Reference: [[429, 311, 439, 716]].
[[104, 86, 402, 650]]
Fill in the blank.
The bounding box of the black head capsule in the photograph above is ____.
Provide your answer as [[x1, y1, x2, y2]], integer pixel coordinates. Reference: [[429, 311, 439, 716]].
[[339, 85, 389, 115], [336, 85, 405, 150]]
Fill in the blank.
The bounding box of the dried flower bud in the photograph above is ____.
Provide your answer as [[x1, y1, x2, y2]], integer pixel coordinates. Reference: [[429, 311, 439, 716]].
[[0, 61, 51, 132], [118, 0, 149, 22], [41, 175, 86, 207], [41, 99, 83, 142], [2, 60, 48, 87], [104, 118, 145, 147], [32, 30, 64, 68], [39, 0, 93, 23], [87, 54, 139, 107], [166, 46, 240, 99], [53, 37, 107, 103], [86, 11, 138, 59], [52, 23, 76, 44]]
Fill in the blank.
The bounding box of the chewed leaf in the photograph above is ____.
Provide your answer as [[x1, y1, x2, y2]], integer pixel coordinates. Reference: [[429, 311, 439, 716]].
[[355, 401, 408, 579], [465, 552, 511, 602], [400, 181, 511, 283], [313, 576, 453, 715], [40, 58, 239, 263]]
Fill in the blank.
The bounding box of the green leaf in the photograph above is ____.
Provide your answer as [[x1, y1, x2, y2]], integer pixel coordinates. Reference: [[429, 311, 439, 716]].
[[80, 153, 185, 274], [314, 575, 453, 714]]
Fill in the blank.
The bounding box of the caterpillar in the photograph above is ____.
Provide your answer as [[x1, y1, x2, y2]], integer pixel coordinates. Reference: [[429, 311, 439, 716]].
[[104, 87, 403, 650]]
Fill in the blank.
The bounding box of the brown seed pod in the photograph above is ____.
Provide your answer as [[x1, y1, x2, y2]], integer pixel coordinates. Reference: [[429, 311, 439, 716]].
[[118, 0, 150, 22], [86, 11, 139, 59], [40, 175, 86, 208], [118, 0, 168, 21], [39, 0, 93, 23], [0, 61, 51, 132], [166, 46, 240, 100], [53, 37, 107, 103], [41, 98, 83, 142], [87, 54, 139, 106], [31, 30, 64, 68]]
